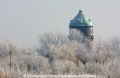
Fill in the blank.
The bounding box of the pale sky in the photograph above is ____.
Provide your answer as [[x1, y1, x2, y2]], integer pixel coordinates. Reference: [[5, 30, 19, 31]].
[[0, 0, 120, 48]]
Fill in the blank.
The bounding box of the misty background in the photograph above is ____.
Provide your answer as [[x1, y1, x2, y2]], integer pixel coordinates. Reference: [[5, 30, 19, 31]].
[[0, 0, 120, 48]]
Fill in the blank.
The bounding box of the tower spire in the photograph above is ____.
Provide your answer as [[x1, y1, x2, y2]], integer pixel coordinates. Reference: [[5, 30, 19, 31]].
[[79, 10, 82, 13]]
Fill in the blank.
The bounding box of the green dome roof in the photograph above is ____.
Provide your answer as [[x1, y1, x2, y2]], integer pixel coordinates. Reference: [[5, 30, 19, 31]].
[[69, 10, 93, 26]]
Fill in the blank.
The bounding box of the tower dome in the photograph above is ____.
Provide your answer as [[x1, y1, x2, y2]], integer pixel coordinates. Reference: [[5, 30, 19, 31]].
[[69, 10, 93, 26]]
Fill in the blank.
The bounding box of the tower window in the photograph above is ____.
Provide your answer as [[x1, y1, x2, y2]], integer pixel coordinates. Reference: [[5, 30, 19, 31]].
[[91, 27, 92, 30]]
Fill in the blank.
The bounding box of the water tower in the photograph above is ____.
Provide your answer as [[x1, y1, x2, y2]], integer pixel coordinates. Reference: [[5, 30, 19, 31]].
[[69, 10, 94, 47]]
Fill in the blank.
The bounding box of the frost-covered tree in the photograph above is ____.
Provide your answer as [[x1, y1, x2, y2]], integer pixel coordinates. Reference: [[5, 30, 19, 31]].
[[109, 36, 120, 57], [0, 30, 120, 78], [0, 40, 20, 58], [69, 29, 84, 43], [36, 31, 69, 57]]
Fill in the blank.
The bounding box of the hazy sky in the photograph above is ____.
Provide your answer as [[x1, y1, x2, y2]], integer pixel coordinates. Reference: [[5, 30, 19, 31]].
[[0, 0, 120, 48]]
